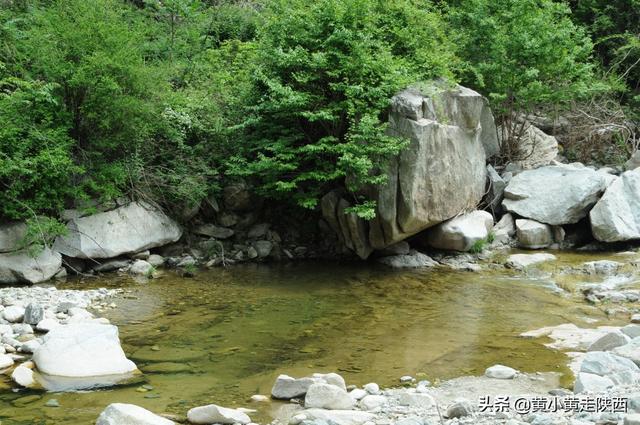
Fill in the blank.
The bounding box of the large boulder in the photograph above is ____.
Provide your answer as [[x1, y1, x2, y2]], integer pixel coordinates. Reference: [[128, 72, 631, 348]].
[[322, 82, 494, 257], [96, 403, 174, 425], [499, 122, 559, 169], [272, 374, 319, 400], [484, 165, 506, 214], [502, 164, 607, 225], [590, 169, 640, 242], [580, 351, 640, 386], [0, 248, 62, 284], [54, 202, 182, 259], [424, 210, 493, 252], [33, 323, 137, 378]]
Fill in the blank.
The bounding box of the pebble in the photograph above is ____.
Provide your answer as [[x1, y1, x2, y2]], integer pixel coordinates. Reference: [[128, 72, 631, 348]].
[[485, 364, 517, 379], [250, 394, 269, 402], [399, 376, 414, 383], [45, 399, 60, 408]]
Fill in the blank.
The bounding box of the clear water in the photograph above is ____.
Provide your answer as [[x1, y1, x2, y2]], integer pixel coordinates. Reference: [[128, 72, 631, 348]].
[[0, 258, 626, 424]]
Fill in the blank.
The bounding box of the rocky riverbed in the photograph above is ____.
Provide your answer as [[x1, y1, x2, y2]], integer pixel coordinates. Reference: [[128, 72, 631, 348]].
[[0, 247, 639, 425]]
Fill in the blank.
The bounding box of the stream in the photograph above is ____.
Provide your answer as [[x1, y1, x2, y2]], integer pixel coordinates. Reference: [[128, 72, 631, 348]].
[[1, 253, 632, 424]]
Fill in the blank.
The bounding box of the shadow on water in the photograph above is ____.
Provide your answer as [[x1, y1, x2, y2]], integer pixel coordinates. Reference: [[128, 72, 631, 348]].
[[0, 260, 620, 424]]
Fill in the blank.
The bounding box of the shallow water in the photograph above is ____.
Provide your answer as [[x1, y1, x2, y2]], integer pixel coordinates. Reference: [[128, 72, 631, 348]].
[[0, 257, 629, 424]]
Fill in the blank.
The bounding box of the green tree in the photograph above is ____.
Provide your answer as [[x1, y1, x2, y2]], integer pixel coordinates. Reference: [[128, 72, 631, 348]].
[[228, 0, 455, 217], [448, 0, 603, 122]]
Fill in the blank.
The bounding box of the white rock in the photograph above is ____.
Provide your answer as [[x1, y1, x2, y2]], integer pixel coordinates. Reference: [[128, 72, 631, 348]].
[[583, 260, 623, 275], [506, 253, 556, 269], [397, 392, 434, 409], [0, 248, 62, 284], [349, 389, 367, 401], [0, 353, 14, 369], [305, 383, 354, 410], [54, 202, 182, 259], [573, 372, 614, 394], [271, 374, 319, 399], [363, 382, 379, 394], [3, 305, 25, 323], [485, 365, 517, 379], [33, 323, 137, 377], [302, 409, 376, 425], [515, 219, 553, 249], [499, 123, 559, 170], [425, 210, 494, 252], [187, 404, 250, 425], [11, 365, 36, 388], [19, 339, 41, 354], [590, 169, 640, 242], [359, 395, 387, 411], [502, 164, 607, 225], [36, 318, 60, 333], [313, 372, 347, 391], [250, 394, 269, 402], [96, 403, 174, 425]]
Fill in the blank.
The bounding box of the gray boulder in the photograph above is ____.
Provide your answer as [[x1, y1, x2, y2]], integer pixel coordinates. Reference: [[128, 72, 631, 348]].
[[590, 169, 640, 242], [492, 213, 516, 245], [322, 82, 494, 257], [23, 303, 44, 325], [502, 164, 607, 225], [515, 219, 553, 249], [193, 224, 234, 239], [424, 210, 493, 252], [484, 165, 506, 214], [54, 202, 182, 259], [376, 250, 437, 269], [587, 331, 630, 352], [0, 248, 62, 284], [506, 253, 556, 269]]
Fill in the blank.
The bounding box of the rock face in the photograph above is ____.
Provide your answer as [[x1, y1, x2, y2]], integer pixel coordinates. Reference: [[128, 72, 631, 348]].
[[54, 202, 182, 259], [502, 164, 607, 225], [424, 210, 493, 252], [590, 169, 640, 242], [0, 248, 62, 284], [515, 219, 553, 249], [499, 122, 559, 169], [322, 82, 494, 258], [33, 323, 137, 378], [96, 403, 174, 425]]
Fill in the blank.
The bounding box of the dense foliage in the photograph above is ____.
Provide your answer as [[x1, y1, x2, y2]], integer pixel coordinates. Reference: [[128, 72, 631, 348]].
[[0, 0, 636, 223]]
